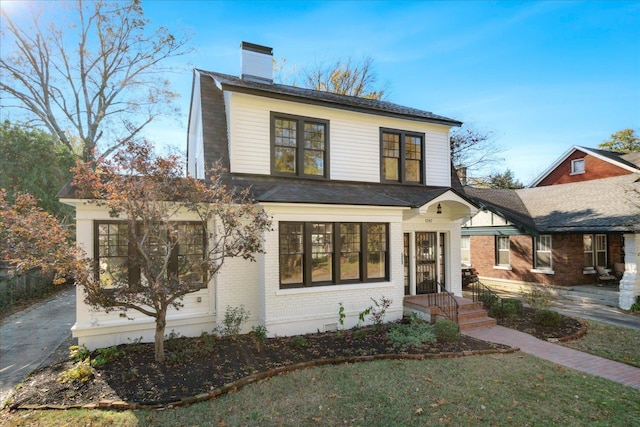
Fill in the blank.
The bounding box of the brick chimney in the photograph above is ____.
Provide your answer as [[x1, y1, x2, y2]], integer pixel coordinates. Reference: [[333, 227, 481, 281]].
[[241, 42, 273, 84]]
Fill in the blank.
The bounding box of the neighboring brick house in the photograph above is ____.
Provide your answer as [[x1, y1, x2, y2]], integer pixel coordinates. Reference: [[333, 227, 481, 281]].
[[62, 42, 477, 349], [530, 145, 640, 187], [462, 172, 640, 310]]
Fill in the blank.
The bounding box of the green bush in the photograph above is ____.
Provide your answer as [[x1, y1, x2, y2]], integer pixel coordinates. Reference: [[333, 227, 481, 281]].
[[433, 319, 459, 342], [630, 296, 640, 313], [91, 345, 124, 368], [478, 292, 498, 310], [387, 316, 436, 350], [290, 335, 309, 348], [534, 309, 561, 327], [217, 305, 250, 338], [251, 325, 268, 343], [491, 298, 523, 319]]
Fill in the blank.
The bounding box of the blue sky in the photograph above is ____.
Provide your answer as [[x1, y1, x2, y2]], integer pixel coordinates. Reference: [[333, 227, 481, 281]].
[[6, 1, 640, 185]]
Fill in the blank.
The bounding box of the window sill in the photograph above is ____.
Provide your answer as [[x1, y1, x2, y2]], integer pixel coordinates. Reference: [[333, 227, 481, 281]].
[[583, 268, 596, 275], [569, 171, 585, 176], [276, 281, 393, 296], [531, 269, 554, 275], [493, 265, 512, 271]]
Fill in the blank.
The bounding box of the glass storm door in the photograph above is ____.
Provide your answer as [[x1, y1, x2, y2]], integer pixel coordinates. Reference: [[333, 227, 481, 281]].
[[416, 232, 437, 294]]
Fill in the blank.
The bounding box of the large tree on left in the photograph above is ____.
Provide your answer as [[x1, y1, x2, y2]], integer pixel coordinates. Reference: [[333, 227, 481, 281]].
[[0, 0, 190, 163]]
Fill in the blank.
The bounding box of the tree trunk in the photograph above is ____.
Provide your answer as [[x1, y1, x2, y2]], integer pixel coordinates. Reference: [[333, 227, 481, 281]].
[[154, 310, 167, 363]]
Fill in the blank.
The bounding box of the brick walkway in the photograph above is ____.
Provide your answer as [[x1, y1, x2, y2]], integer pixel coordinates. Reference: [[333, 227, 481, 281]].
[[465, 325, 640, 390]]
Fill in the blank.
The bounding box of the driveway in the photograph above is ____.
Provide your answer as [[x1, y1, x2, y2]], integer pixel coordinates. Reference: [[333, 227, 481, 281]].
[[0, 285, 76, 405]]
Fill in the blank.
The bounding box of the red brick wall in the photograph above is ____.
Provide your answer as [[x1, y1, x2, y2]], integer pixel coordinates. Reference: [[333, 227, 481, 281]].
[[467, 233, 628, 287], [536, 150, 632, 187]]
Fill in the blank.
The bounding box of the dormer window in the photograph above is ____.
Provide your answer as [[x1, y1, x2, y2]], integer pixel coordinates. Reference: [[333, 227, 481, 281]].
[[271, 112, 329, 178], [380, 128, 424, 184], [571, 158, 585, 175]]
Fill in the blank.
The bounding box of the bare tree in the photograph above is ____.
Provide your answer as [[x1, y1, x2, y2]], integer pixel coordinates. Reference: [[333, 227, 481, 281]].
[[451, 125, 504, 184], [0, 0, 191, 162], [72, 140, 271, 362], [301, 56, 386, 100]]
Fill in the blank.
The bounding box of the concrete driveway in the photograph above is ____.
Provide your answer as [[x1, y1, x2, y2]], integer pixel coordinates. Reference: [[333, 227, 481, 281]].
[[0, 285, 76, 405]]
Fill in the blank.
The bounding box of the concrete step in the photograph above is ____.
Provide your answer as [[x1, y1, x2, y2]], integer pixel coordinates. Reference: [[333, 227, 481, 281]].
[[458, 308, 493, 322]]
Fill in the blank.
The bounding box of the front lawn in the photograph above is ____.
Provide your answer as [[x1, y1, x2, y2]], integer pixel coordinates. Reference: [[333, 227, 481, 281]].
[[2, 354, 639, 426]]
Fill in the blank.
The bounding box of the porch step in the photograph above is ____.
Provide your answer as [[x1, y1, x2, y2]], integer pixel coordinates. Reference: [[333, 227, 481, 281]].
[[427, 299, 496, 332]]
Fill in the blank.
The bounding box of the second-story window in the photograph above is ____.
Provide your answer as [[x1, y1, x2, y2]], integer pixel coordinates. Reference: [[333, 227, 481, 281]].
[[381, 129, 424, 184], [272, 112, 329, 178]]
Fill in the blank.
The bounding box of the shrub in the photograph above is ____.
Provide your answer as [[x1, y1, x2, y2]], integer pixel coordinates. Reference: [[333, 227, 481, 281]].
[[217, 305, 250, 338], [433, 319, 460, 342], [290, 335, 309, 348], [387, 315, 436, 350], [478, 292, 498, 310], [534, 309, 561, 327], [251, 325, 268, 343], [491, 298, 523, 319], [630, 296, 640, 313], [69, 344, 90, 363], [369, 296, 392, 325], [523, 284, 553, 310], [58, 359, 93, 383], [91, 345, 124, 368]]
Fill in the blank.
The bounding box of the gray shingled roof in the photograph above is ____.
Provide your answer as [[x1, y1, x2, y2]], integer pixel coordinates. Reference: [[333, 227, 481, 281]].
[[198, 70, 463, 127], [465, 174, 640, 233], [223, 174, 456, 207]]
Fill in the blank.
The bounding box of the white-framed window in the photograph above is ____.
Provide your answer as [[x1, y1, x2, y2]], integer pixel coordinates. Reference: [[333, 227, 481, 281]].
[[584, 234, 607, 267], [461, 236, 471, 266], [535, 235, 552, 270], [571, 158, 585, 175], [495, 236, 510, 267]]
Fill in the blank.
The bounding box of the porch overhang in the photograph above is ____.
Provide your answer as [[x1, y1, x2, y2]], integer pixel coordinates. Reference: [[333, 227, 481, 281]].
[[405, 190, 478, 221]]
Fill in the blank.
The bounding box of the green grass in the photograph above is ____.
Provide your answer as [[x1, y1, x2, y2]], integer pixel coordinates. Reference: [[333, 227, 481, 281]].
[[3, 354, 639, 426], [561, 320, 640, 368]]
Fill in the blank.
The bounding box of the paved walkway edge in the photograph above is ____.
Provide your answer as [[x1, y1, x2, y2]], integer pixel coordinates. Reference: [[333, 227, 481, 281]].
[[465, 325, 640, 389]]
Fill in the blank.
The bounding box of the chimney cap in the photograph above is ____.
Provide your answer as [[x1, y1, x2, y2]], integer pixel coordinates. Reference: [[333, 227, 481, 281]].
[[241, 41, 273, 56]]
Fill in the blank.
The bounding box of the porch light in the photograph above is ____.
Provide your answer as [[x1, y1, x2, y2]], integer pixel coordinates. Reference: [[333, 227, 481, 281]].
[[437, 203, 442, 214]]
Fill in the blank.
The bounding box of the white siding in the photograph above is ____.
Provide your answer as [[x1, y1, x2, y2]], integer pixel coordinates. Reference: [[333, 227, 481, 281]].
[[227, 92, 452, 186]]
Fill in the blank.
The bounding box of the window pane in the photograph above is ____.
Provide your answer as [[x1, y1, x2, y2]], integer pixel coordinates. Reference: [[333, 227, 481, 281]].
[[340, 223, 360, 280], [382, 133, 400, 181], [583, 235, 594, 267], [304, 149, 324, 176], [97, 223, 129, 288], [461, 236, 471, 266], [496, 236, 509, 266], [274, 119, 297, 173], [595, 235, 606, 251], [537, 252, 551, 269], [405, 135, 422, 182], [383, 158, 399, 181], [176, 223, 205, 286], [280, 223, 304, 285], [366, 224, 387, 279], [311, 223, 333, 282]]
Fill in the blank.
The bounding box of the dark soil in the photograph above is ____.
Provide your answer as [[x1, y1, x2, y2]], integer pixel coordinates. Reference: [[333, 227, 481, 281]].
[[495, 307, 584, 340], [7, 308, 583, 408]]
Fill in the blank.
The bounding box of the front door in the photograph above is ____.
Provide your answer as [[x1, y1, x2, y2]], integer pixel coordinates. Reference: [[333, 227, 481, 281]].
[[416, 232, 437, 294]]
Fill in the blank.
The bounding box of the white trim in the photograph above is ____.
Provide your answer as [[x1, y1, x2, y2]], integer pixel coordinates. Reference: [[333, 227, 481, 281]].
[[530, 269, 554, 275], [493, 265, 512, 271]]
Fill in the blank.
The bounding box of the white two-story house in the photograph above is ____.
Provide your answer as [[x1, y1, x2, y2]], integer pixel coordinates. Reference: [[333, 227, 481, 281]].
[[63, 42, 477, 349]]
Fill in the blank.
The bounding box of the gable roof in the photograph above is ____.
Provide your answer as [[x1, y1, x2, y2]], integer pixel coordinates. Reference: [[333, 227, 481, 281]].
[[529, 145, 640, 187], [197, 70, 463, 127], [465, 173, 640, 234]]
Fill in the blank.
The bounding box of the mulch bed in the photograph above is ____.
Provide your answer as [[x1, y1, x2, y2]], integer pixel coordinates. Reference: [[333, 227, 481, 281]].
[[496, 307, 585, 341], [6, 308, 584, 409]]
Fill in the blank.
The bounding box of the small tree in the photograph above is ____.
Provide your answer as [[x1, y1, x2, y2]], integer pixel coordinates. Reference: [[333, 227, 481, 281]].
[[72, 140, 271, 362], [0, 189, 74, 283], [598, 128, 640, 153]]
